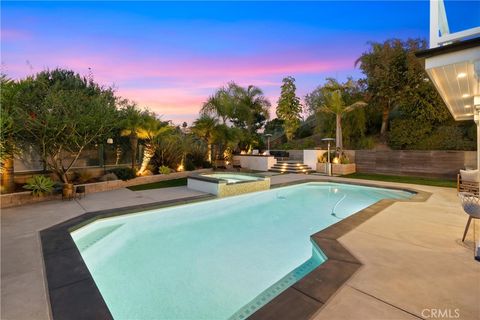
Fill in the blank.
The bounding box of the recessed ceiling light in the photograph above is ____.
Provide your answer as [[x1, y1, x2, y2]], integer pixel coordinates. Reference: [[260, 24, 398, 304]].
[[465, 105, 471, 108], [462, 94, 470, 98], [457, 73, 467, 78]]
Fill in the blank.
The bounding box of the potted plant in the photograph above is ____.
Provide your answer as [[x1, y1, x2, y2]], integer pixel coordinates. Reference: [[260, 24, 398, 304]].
[[62, 183, 75, 199], [23, 175, 55, 197], [317, 150, 356, 175]]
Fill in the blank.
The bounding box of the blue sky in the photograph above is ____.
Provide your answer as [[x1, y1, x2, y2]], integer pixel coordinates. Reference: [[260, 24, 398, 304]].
[[2, 1, 478, 123]]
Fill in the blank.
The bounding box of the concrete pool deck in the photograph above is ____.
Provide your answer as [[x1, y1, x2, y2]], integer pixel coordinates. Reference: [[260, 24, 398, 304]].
[[1, 174, 479, 319]]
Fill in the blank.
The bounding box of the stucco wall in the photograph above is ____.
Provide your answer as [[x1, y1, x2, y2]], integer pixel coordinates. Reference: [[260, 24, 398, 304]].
[[233, 155, 277, 171]]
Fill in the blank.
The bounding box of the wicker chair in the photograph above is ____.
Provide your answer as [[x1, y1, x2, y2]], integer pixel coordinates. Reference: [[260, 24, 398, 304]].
[[457, 174, 479, 195], [458, 192, 480, 242]]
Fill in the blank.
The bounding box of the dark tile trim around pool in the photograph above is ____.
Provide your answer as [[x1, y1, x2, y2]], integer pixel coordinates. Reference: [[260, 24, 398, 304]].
[[40, 194, 214, 320], [39, 180, 430, 320], [250, 180, 431, 320]]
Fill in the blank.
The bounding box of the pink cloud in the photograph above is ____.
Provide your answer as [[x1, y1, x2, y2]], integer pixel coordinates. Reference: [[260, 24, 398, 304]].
[[2, 44, 358, 124], [1, 29, 30, 41]]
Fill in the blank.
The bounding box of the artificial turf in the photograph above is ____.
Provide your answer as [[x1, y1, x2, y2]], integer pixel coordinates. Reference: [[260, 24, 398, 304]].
[[127, 173, 457, 191], [342, 172, 456, 188]]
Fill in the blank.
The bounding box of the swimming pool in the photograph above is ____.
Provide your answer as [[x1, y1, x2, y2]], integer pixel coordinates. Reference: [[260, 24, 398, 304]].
[[71, 182, 412, 319]]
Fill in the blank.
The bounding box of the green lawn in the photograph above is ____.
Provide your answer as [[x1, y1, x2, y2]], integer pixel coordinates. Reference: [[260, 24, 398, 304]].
[[127, 173, 456, 191], [342, 172, 456, 188], [128, 178, 188, 191]]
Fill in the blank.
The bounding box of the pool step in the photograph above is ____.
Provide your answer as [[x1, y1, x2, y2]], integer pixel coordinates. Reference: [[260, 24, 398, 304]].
[[269, 161, 315, 174]]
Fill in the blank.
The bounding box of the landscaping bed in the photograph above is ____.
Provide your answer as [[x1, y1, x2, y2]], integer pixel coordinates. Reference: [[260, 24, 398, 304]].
[[128, 178, 187, 191], [1, 169, 212, 208]]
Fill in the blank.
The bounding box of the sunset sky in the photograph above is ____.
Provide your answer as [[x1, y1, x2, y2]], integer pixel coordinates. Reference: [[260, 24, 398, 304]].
[[1, 1, 477, 124]]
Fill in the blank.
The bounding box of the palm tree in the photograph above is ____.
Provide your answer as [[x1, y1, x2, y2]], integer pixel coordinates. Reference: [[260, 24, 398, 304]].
[[136, 116, 171, 175], [318, 90, 367, 150], [198, 83, 270, 156], [119, 101, 148, 170], [234, 84, 270, 132], [212, 124, 243, 160], [200, 83, 237, 124], [190, 115, 219, 162]]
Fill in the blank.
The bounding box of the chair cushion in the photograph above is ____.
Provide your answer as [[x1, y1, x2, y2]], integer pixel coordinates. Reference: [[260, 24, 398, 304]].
[[460, 169, 479, 183]]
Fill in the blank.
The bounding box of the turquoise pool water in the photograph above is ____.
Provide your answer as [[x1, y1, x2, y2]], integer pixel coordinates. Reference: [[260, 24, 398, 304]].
[[71, 182, 412, 320], [202, 173, 262, 183]]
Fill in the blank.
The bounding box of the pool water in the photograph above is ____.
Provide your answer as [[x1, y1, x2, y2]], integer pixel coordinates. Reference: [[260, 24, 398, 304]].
[[202, 173, 262, 183], [71, 182, 412, 320]]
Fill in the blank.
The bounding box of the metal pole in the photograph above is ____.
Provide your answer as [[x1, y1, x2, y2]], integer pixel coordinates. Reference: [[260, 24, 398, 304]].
[[475, 110, 480, 261], [327, 142, 332, 176]]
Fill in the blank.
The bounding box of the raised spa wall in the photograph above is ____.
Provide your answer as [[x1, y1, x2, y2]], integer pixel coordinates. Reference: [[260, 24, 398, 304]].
[[187, 175, 271, 197]]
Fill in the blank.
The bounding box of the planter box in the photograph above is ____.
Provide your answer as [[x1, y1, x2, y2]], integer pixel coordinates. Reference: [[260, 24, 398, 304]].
[[1, 168, 213, 208], [316, 163, 356, 175]]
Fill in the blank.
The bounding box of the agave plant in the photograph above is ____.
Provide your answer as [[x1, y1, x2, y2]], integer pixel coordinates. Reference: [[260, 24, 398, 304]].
[[23, 175, 55, 197]]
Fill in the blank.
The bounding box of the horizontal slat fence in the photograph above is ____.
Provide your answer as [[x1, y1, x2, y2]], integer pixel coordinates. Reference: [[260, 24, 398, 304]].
[[355, 150, 476, 179]]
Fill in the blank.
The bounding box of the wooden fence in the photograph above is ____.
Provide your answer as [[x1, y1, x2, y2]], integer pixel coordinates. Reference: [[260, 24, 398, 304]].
[[354, 150, 476, 179]]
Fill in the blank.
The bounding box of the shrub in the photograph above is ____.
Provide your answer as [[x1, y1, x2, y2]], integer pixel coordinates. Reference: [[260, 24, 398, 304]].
[[338, 153, 350, 164], [107, 167, 136, 181], [355, 136, 375, 149], [99, 173, 118, 182], [389, 119, 476, 150], [201, 161, 212, 168], [295, 125, 314, 139], [318, 151, 336, 163], [186, 142, 208, 168], [23, 175, 55, 196], [73, 170, 93, 184], [159, 165, 171, 174], [388, 119, 432, 150], [415, 126, 476, 150], [184, 158, 196, 171], [52, 182, 64, 194]]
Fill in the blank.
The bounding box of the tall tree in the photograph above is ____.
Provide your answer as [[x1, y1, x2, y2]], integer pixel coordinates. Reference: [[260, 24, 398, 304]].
[[200, 82, 270, 152], [355, 39, 406, 138], [276, 76, 302, 141], [136, 114, 172, 175], [0, 75, 19, 193], [232, 84, 270, 132], [119, 101, 149, 170], [13, 69, 118, 183], [201, 84, 235, 124], [316, 85, 367, 150], [190, 114, 219, 162], [388, 39, 457, 149]]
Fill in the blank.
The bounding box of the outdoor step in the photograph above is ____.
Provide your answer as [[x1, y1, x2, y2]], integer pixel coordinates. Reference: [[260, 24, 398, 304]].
[[271, 164, 311, 169], [269, 168, 315, 174], [277, 160, 303, 164], [269, 161, 314, 174], [271, 167, 311, 171]]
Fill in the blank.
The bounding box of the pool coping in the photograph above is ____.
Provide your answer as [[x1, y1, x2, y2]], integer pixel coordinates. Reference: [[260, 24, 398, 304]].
[[39, 179, 431, 320], [188, 172, 268, 185]]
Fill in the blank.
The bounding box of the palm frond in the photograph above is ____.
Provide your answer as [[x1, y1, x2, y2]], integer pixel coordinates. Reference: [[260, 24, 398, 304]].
[[343, 101, 367, 113]]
